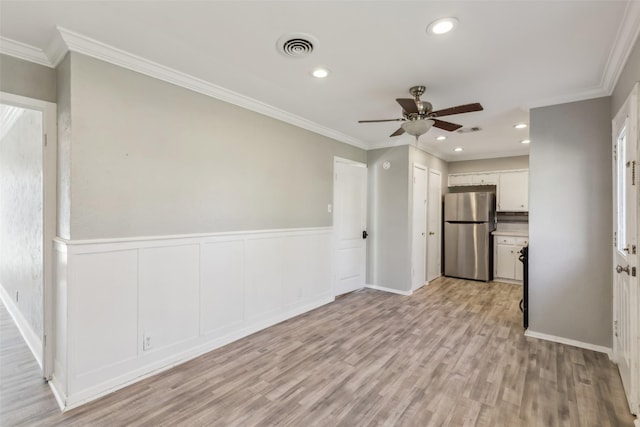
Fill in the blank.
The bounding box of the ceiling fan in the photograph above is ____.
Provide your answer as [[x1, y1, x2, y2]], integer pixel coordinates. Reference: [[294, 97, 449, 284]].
[[358, 86, 483, 138]]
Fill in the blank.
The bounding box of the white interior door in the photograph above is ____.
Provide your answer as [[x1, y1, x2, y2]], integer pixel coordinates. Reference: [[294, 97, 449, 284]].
[[612, 82, 638, 415], [333, 158, 367, 296], [412, 164, 427, 290], [427, 169, 442, 282]]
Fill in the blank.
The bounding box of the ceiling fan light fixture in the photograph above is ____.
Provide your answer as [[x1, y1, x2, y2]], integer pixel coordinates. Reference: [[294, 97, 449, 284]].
[[427, 18, 458, 35], [402, 119, 434, 136], [514, 123, 528, 129], [454, 147, 463, 152]]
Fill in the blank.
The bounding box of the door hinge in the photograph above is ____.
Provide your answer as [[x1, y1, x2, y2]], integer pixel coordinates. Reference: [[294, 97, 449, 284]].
[[614, 320, 618, 337], [614, 231, 617, 246], [633, 161, 636, 186], [632, 245, 637, 255], [632, 266, 636, 277], [44, 133, 48, 147], [614, 145, 617, 161]]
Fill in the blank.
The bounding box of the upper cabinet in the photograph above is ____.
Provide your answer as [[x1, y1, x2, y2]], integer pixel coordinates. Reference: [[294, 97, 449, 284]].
[[448, 169, 528, 212], [497, 171, 528, 212]]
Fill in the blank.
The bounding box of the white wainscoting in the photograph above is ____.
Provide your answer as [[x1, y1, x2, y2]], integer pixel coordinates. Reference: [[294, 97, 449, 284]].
[[51, 227, 333, 410]]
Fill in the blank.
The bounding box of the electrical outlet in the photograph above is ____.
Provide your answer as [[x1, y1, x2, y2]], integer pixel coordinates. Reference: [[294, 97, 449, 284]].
[[327, 204, 332, 213], [143, 335, 152, 351]]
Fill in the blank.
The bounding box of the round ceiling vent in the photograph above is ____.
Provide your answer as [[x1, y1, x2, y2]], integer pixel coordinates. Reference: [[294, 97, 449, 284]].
[[277, 33, 318, 57]]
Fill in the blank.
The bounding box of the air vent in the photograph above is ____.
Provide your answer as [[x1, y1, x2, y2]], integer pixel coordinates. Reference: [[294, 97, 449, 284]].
[[457, 126, 482, 134], [277, 33, 318, 58]]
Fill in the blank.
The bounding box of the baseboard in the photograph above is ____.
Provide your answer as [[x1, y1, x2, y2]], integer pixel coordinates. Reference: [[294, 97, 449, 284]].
[[524, 330, 613, 357], [48, 375, 67, 411], [0, 284, 43, 369], [61, 294, 334, 411], [365, 284, 412, 296]]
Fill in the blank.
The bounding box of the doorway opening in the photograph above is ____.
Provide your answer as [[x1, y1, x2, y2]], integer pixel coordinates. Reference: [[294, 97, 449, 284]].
[[0, 92, 57, 380]]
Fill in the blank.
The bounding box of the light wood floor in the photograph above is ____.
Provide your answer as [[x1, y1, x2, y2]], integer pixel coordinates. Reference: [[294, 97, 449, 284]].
[[1, 277, 635, 426]]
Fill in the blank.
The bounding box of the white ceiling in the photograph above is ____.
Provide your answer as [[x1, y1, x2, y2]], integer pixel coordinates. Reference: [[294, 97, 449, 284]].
[[1, 1, 638, 161]]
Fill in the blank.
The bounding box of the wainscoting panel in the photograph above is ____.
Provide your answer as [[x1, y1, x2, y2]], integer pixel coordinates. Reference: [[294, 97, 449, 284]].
[[245, 237, 284, 322], [51, 227, 333, 410], [199, 240, 245, 336], [71, 250, 138, 377], [139, 245, 200, 353]]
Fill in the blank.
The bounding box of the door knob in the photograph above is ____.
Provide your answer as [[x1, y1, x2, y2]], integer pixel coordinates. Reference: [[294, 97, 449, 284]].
[[428, 231, 435, 235], [616, 265, 630, 275]]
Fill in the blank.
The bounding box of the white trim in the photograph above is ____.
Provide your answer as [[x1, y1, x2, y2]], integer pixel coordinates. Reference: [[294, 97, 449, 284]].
[[54, 226, 332, 247], [59, 295, 333, 411], [0, 36, 53, 67], [365, 284, 412, 296], [54, 27, 367, 151], [0, 284, 43, 368], [334, 156, 367, 168], [601, 0, 640, 95], [634, 418, 639, 427], [48, 375, 67, 411], [524, 330, 613, 358]]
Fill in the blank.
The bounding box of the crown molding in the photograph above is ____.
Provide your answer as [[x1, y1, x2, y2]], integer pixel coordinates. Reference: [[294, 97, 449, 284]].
[[45, 31, 69, 68], [600, 0, 640, 95], [525, 85, 609, 110], [55, 27, 368, 150], [0, 37, 53, 68]]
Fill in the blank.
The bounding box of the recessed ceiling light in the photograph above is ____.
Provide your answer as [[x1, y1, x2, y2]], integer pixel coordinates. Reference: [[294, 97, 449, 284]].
[[454, 147, 463, 152], [436, 135, 447, 141], [514, 123, 528, 129], [521, 139, 530, 144], [312, 68, 329, 78], [427, 18, 458, 35]]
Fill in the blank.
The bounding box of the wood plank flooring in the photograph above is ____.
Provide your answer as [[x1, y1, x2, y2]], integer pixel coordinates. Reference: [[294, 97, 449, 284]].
[[1, 277, 635, 426]]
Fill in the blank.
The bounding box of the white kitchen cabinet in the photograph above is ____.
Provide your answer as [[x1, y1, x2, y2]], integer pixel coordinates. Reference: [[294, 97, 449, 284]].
[[471, 173, 498, 185], [498, 171, 528, 211], [448, 172, 498, 187], [448, 174, 473, 186], [494, 235, 528, 283]]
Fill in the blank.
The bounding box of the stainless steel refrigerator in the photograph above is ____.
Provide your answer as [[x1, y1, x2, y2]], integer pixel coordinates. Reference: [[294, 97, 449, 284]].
[[444, 192, 496, 281]]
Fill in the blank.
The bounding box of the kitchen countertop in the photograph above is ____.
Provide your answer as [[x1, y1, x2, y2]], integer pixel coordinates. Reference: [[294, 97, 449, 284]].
[[492, 230, 529, 237]]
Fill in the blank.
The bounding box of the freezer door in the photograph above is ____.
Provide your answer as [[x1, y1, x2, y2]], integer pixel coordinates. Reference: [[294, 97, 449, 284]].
[[444, 222, 491, 281], [444, 192, 493, 222]]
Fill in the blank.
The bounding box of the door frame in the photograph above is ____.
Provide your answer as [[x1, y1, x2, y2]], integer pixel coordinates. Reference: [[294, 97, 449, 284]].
[[426, 168, 442, 282], [332, 156, 367, 296], [411, 163, 428, 290], [0, 91, 57, 380], [612, 82, 639, 415]]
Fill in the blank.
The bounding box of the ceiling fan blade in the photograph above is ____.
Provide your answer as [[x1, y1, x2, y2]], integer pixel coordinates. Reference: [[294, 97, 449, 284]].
[[432, 119, 463, 132], [358, 118, 403, 123], [396, 98, 419, 114], [390, 127, 405, 137], [431, 103, 483, 117]]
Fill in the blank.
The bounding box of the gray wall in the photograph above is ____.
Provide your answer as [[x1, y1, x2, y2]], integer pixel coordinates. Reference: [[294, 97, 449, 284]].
[[367, 146, 411, 291], [366, 145, 447, 291], [529, 97, 612, 347], [612, 35, 640, 115], [64, 53, 365, 239], [0, 107, 44, 337], [0, 54, 56, 103], [447, 155, 529, 174]]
